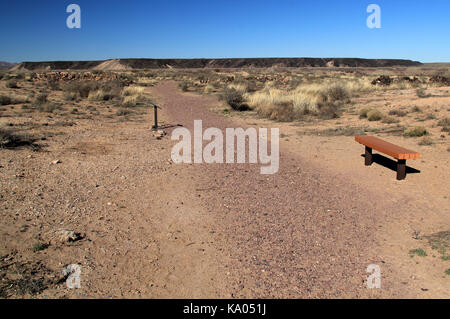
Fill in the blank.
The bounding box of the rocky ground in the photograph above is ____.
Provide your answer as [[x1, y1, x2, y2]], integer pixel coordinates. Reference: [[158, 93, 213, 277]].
[[0, 76, 448, 298]]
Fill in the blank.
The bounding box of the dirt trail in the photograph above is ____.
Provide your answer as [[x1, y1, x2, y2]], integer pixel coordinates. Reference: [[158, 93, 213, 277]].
[[2, 81, 445, 298], [148, 81, 416, 298]]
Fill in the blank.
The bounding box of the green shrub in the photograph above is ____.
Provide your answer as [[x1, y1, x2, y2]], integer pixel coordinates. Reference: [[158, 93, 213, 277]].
[[37, 103, 59, 113], [359, 107, 371, 118], [367, 109, 383, 121], [381, 116, 400, 124], [389, 109, 408, 117], [32, 242, 48, 252], [409, 248, 427, 257], [416, 88, 431, 98], [222, 87, 246, 111], [178, 81, 189, 92], [418, 136, 433, 146], [318, 101, 340, 119], [404, 126, 428, 137], [5, 80, 19, 89], [437, 117, 450, 132], [63, 81, 100, 99], [34, 93, 48, 105], [412, 105, 422, 112], [0, 94, 12, 105]]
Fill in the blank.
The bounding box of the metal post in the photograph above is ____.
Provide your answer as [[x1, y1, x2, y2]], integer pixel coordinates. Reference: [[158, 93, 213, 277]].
[[397, 159, 406, 180], [151, 103, 162, 130], [365, 146, 373, 166], [153, 105, 158, 130]]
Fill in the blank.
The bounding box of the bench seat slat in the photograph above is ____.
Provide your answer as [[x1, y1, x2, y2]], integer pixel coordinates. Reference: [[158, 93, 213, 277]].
[[355, 136, 420, 160]]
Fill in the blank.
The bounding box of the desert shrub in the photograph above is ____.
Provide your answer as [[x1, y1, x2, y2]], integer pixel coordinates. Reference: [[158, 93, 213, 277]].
[[404, 126, 428, 137], [359, 108, 372, 118], [438, 117, 450, 132], [381, 116, 400, 124], [116, 108, 132, 116], [122, 94, 145, 107], [437, 117, 450, 127], [0, 95, 12, 105], [32, 93, 58, 112], [37, 103, 59, 113], [34, 93, 48, 105], [47, 80, 60, 91], [32, 242, 49, 252], [411, 105, 422, 112], [318, 102, 340, 119], [178, 81, 189, 92], [63, 81, 99, 99], [263, 101, 297, 121], [203, 85, 214, 94], [227, 82, 249, 94], [63, 91, 77, 101], [367, 109, 383, 121], [418, 136, 433, 146], [88, 89, 116, 101], [0, 128, 37, 148], [222, 87, 246, 111], [121, 85, 145, 96], [389, 109, 408, 117], [321, 84, 349, 102], [5, 80, 19, 89], [416, 88, 431, 98]]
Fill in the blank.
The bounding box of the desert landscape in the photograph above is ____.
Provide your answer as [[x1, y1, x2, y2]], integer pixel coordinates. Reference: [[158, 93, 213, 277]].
[[0, 58, 449, 298]]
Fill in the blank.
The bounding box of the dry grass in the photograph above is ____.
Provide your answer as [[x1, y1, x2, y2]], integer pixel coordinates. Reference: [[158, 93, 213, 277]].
[[245, 82, 352, 121], [0, 128, 38, 149], [88, 89, 117, 101], [418, 136, 434, 146], [437, 117, 450, 132], [389, 109, 408, 117], [121, 85, 145, 97], [122, 94, 146, 107]]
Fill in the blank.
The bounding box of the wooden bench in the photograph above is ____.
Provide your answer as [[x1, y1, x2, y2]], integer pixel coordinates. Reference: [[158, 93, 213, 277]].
[[355, 136, 420, 180]]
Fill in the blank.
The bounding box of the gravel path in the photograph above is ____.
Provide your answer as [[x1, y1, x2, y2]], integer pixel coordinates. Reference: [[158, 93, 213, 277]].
[[150, 81, 407, 298]]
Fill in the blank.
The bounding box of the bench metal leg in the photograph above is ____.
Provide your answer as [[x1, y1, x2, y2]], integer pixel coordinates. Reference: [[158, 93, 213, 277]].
[[397, 159, 406, 180], [365, 146, 373, 166]]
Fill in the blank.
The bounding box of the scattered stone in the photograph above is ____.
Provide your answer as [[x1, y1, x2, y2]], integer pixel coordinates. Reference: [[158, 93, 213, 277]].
[[371, 75, 392, 86], [52, 160, 61, 165], [153, 130, 166, 140], [46, 229, 85, 245], [429, 75, 449, 85]]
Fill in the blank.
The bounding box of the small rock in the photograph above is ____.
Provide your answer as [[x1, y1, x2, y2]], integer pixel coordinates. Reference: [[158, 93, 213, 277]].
[[52, 160, 61, 164], [47, 229, 85, 245], [153, 130, 166, 140]]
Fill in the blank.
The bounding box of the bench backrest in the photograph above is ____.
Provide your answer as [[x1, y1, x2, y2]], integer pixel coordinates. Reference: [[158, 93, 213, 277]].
[[355, 136, 420, 160]]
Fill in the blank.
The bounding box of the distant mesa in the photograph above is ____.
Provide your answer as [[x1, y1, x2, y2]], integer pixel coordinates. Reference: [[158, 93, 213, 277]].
[[0, 62, 17, 70], [12, 58, 422, 71]]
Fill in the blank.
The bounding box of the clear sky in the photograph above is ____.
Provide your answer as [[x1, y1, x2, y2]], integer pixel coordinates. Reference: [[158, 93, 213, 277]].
[[0, 0, 449, 63]]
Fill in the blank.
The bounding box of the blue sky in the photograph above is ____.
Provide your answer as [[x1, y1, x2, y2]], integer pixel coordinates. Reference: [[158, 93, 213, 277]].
[[0, 0, 449, 63]]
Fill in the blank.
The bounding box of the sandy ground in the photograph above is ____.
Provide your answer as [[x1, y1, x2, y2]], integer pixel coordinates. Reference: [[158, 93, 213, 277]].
[[1, 80, 449, 298], [224, 85, 450, 298]]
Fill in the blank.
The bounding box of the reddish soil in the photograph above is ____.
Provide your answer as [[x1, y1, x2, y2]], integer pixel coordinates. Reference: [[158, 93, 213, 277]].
[[1, 80, 448, 298], [150, 82, 416, 298]]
